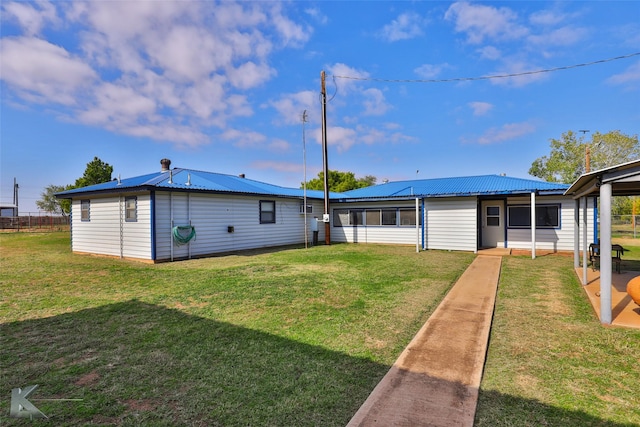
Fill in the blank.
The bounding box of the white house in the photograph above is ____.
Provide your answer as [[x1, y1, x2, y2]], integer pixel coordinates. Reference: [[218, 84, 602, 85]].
[[57, 159, 330, 262], [57, 160, 595, 262], [331, 175, 595, 256]]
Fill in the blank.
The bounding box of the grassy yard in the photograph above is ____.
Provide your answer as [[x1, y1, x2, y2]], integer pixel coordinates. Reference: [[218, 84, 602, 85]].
[[3, 233, 639, 426], [476, 254, 640, 426], [0, 232, 474, 426]]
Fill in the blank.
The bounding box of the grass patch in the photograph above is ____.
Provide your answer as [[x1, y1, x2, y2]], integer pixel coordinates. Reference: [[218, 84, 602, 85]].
[[476, 254, 640, 426], [0, 232, 473, 426]]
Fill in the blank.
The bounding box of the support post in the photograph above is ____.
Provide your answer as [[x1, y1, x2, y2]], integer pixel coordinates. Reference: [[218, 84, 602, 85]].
[[582, 196, 588, 285], [600, 182, 613, 324], [415, 198, 419, 253], [574, 198, 580, 269], [531, 192, 536, 259]]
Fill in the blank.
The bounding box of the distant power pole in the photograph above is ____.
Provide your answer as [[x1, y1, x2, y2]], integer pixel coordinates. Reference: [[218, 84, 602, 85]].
[[320, 71, 330, 244], [13, 178, 19, 216]]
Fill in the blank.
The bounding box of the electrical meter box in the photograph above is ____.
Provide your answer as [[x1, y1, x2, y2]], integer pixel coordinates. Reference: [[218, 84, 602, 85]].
[[322, 214, 330, 223]]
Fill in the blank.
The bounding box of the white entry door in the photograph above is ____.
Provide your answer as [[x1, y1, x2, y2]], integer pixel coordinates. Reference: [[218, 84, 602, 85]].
[[481, 201, 504, 248]]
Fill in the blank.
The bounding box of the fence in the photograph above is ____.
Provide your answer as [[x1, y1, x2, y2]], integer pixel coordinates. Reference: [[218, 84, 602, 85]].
[[612, 215, 640, 239], [0, 214, 70, 231]]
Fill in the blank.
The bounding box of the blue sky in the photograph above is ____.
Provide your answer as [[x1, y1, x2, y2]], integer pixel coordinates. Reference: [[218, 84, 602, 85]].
[[1, 1, 639, 213]]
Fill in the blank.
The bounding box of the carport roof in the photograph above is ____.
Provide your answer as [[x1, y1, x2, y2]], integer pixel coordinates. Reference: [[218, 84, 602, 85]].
[[565, 158, 640, 198], [337, 174, 569, 201]]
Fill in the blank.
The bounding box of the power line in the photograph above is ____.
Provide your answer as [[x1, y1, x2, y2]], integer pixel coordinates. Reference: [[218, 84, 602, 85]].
[[332, 52, 640, 84]]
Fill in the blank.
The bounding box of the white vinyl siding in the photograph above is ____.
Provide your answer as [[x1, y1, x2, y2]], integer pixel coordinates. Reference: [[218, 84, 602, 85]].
[[154, 192, 325, 261], [506, 196, 594, 251], [70, 194, 152, 259], [331, 201, 422, 245], [424, 197, 477, 251]]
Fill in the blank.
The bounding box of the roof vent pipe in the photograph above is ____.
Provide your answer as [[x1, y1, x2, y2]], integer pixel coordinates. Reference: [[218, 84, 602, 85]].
[[186, 173, 191, 186], [161, 158, 171, 172], [239, 173, 245, 178]]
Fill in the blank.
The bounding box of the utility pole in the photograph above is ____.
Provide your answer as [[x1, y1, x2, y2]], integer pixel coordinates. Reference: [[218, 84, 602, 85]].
[[579, 130, 591, 173], [321, 71, 331, 244], [302, 110, 308, 249], [13, 178, 19, 217]]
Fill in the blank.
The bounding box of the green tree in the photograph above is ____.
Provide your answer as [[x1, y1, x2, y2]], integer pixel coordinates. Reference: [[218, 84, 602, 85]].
[[303, 170, 377, 192], [36, 184, 66, 215], [529, 130, 640, 183], [38, 157, 113, 215], [75, 156, 113, 188]]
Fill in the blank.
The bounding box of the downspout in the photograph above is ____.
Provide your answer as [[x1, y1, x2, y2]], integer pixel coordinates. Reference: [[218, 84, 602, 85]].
[[119, 195, 124, 259], [151, 191, 156, 261], [170, 192, 174, 262], [188, 193, 192, 260]]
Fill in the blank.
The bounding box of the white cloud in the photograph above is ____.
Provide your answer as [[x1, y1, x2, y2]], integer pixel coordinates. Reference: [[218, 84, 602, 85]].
[[0, 1, 313, 148], [305, 8, 328, 25], [251, 160, 302, 173], [529, 10, 566, 26], [468, 101, 493, 116], [444, 2, 528, 44], [414, 63, 452, 79], [379, 12, 425, 42], [362, 88, 390, 116], [271, 90, 318, 125], [0, 36, 96, 106], [477, 122, 535, 144], [222, 129, 268, 148], [527, 26, 588, 47], [488, 60, 549, 87], [607, 61, 640, 86], [1, 0, 59, 35], [477, 46, 501, 60]]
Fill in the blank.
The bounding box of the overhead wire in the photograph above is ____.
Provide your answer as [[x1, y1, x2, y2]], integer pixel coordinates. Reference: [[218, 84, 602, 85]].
[[331, 52, 640, 84]]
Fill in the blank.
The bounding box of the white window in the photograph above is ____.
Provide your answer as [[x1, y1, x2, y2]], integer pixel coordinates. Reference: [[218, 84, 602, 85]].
[[260, 200, 275, 224], [81, 200, 90, 221]]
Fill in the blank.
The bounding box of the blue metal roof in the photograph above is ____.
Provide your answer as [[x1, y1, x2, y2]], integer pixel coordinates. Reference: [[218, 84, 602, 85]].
[[56, 168, 339, 199], [338, 175, 569, 200], [56, 170, 568, 201]]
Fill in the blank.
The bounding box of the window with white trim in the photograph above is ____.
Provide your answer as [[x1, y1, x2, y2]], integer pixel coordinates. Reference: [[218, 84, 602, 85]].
[[81, 200, 90, 221], [125, 196, 137, 222], [260, 200, 276, 224]]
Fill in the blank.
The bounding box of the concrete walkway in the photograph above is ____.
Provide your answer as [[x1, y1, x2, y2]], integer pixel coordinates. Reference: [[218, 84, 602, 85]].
[[347, 255, 502, 427]]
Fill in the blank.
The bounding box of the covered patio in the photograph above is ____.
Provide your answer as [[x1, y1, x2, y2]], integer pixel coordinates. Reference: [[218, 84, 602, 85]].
[[566, 159, 640, 326], [576, 267, 640, 328]]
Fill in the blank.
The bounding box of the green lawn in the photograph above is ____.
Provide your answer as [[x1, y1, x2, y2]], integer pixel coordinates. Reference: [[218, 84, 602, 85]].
[[2, 233, 639, 426], [0, 232, 473, 426], [476, 254, 640, 426]]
